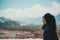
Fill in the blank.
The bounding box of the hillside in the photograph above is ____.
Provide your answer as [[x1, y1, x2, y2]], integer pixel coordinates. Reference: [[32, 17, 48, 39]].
[[0, 17, 20, 28]]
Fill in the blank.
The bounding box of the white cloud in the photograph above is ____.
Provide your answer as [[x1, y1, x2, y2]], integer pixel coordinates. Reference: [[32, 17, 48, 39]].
[[0, 2, 60, 20], [50, 2, 60, 15]]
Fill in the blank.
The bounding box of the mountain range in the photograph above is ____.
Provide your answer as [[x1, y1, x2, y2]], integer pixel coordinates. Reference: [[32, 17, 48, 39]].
[[55, 14, 60, 25], [19, 14, 60, 25], [0, 17, 20, 28], [0, 14, 60, 28]]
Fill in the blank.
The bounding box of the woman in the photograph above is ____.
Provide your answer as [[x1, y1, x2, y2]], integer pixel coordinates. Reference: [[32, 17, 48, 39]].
[[42, 13, 58, 40]]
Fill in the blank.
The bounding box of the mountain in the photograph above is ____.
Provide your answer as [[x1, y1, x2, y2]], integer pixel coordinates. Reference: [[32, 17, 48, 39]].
[[55, 14, 60, 25], [0, 17, 20, 28], [0, 13, 60, 27], [20, 17, 42, 25], [55, 14, 60, 21], [19, 14, 60, 25], [0, 17, 11, 23], [3, 21, 20, 27]]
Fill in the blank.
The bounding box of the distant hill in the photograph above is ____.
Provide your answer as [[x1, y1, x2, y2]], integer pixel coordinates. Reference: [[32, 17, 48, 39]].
[[55, 14, 60, 25], [0, 17, 20, 28], [55, 14, 60, 21], [0, 13, 60, 27], [0, 17, 11, 23], [20, 14, 60, 25], [20, 17, 42, 25]]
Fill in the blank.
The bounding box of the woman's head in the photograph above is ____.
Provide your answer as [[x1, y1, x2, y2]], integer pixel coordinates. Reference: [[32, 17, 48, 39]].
[[42, 13, 51, 24], [42, 13, 56, 27]]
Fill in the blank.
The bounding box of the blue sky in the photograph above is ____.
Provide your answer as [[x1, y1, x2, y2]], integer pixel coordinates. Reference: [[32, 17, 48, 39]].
[[0, 0, 60, 20], [0, 0, 60, 10]]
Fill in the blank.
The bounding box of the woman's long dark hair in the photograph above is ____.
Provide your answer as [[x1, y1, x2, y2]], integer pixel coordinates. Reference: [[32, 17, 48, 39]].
[[43, 13, 56, 30]]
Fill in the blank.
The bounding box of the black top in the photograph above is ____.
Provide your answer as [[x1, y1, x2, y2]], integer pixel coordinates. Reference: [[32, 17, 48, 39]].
[[42, 24, 58, 40]]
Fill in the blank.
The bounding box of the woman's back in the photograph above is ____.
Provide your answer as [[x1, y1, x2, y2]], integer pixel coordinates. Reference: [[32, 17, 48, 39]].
[[42, 23, 58, 40]]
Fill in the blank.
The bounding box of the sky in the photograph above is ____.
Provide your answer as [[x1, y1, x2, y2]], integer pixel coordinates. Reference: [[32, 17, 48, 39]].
[[0, 0, 60, 20]]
